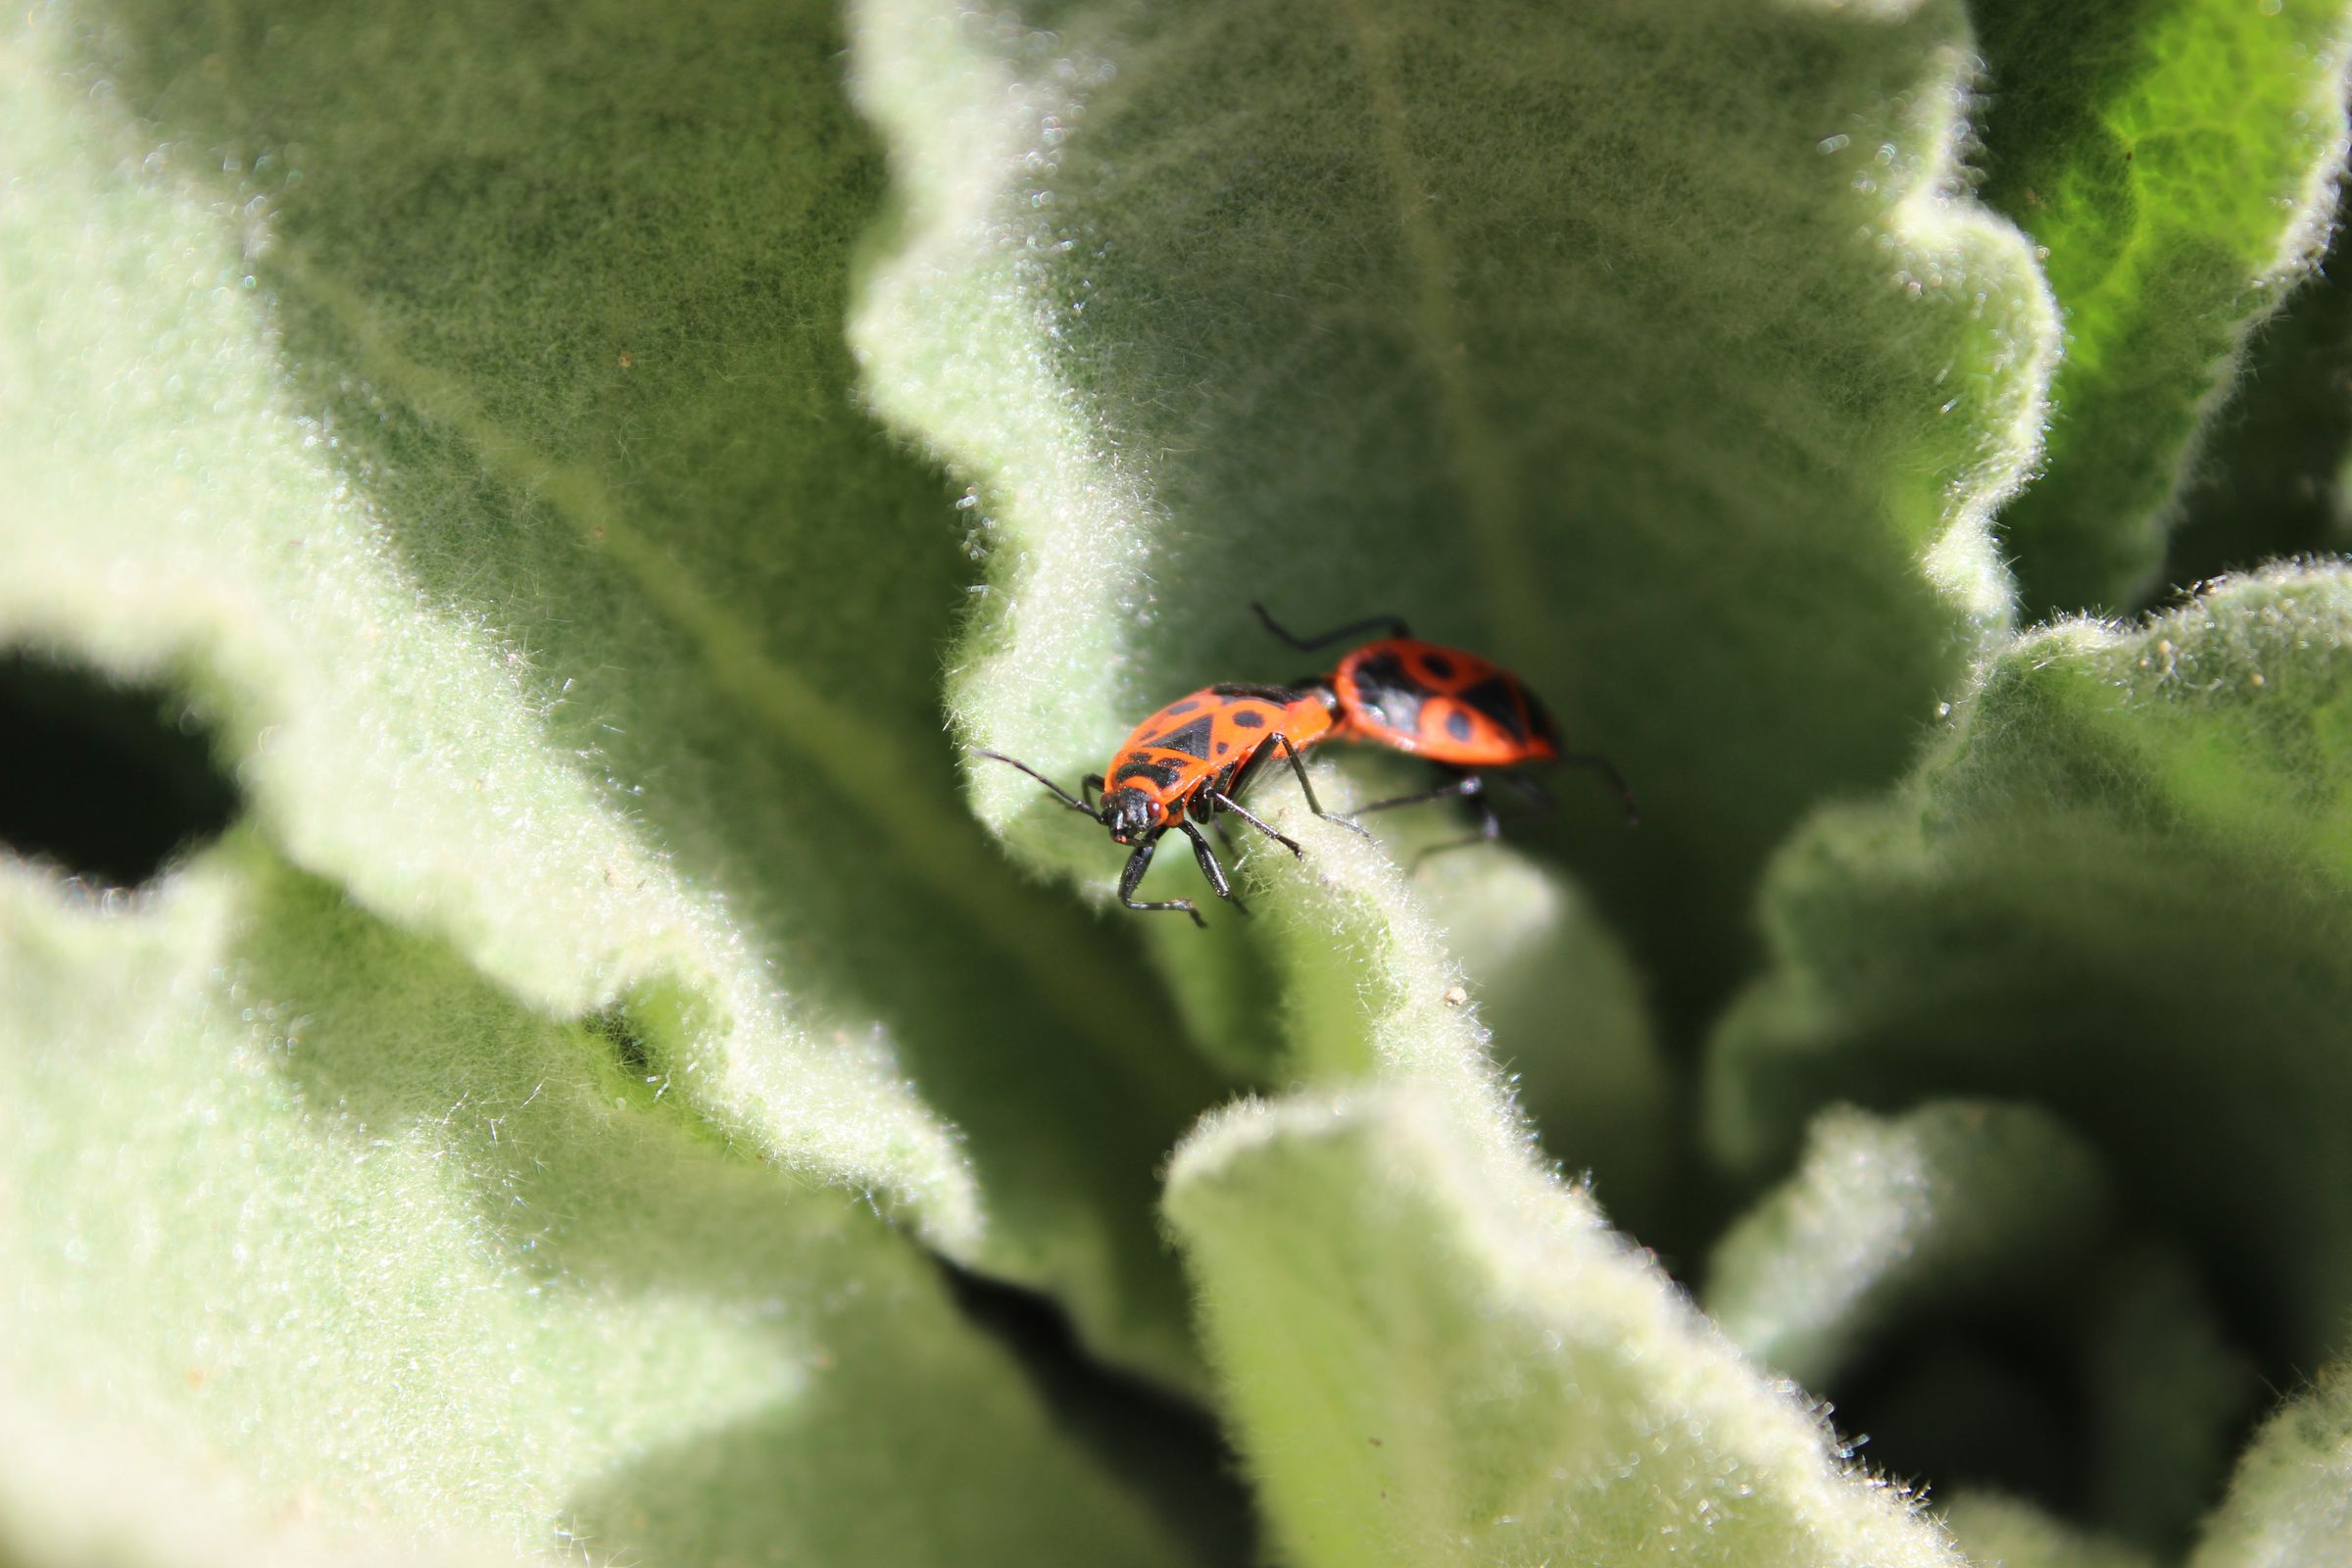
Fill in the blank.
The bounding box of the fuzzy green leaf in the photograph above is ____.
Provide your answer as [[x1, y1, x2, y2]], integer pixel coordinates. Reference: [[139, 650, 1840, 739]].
[[851, 0, 2057, 1023], [2190, 1364, 2352, 1568], [1973, 0, 2352, 612], [1164, 1090, 1966, 1568], [1710, 564, 2352, 1371], [2, 0, 1237, 1386], [0, 845, 1195, 1567]]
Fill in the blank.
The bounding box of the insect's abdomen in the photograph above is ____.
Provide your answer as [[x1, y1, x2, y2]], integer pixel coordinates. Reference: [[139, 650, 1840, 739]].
[[1335, 640, 1560, 767]]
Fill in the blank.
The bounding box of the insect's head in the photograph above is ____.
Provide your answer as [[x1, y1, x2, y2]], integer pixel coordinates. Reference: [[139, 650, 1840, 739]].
[[1099, 787, 1160, 845]]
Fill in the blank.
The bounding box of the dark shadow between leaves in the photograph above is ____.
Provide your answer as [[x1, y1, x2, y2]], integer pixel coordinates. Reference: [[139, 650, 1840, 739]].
[[936, 1261, 1260, 1567], [0, 650, 240, 888], [1826, 1235, 2265, 1557]]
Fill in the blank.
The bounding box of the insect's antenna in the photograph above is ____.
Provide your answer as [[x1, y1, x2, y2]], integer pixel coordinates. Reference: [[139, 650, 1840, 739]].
[[969, 748, 1099, 816], [1251, 601, 1413, 650]]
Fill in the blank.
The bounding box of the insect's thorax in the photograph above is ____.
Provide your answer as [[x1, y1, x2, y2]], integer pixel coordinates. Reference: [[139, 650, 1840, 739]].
[[1102, 682, 1327, 821]]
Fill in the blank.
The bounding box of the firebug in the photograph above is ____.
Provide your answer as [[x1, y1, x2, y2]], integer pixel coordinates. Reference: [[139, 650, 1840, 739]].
[[1253, 603, 1638, 853], [973, 682, 1364, 927]]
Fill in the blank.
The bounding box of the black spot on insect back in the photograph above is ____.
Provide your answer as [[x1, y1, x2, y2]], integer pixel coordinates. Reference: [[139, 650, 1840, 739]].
[[1458, 674, 1530, 741], [1113, 756, 1186, 789], [1144, 714, 1216, 759], [1520, 683, 1562, 744], [1445, 707, 1476, 743], [1420, 651, 1457, 681], [1229, 709, 1266, 729]]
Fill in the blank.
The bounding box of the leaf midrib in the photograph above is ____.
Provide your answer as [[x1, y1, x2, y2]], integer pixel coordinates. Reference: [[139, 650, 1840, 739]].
[[1328, 0, 1544, 658]]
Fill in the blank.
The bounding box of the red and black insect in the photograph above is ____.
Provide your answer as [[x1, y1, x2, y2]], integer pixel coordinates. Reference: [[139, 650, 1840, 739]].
[[973, 682, 1363, 927], [1253, 603, 1638, 852]]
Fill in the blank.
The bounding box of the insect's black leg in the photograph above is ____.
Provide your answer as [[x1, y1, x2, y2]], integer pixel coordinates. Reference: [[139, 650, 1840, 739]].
[[1177, 819, 1250, 917], [1556, 752, 1641, 825], [970, 748, 1098, 815], [1188, 772, 1244, 856], [1351, 770, 1488, 817], [1209, 791, 1301, 858], [1499, 772, 1554, 808], [1251, 603, 1413, 651], [1273, 732, 1372, 837], [1407, 782, 1503, 873], [1081, 773, 1105, 812], [1116, 834, 1204, 927]]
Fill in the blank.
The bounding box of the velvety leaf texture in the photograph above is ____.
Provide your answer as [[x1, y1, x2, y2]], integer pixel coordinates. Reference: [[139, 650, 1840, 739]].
[[1939, 1493, 2160, 1568], [1706, 1102, 2258, 1552], [7, 0, 1238, 1394], [0, 844, 1193, 1566], [1164, 1091, 1965, 1568], [2162, 196, 2352, 591], [2190, 1365, 2352, 1568]]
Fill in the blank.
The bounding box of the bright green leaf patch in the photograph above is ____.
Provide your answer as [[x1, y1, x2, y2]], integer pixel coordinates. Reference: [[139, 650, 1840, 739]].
[[1973, 0, 2352, 612], [0, 4, 967, 1239], [1165, 1090, 1967, 1568], [0, 844, 1196, 1568], [1116, 750, 1674, 1231], [1413, 820, 1676, 1230], [852, 0, 2058, 1023], [1709, 565, 2352, 1372], [0, 1376, 522, 1568]]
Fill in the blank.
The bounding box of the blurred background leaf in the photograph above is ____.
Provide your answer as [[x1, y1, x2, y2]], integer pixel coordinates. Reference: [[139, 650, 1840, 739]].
[[1708, 567, 2352, 1550]]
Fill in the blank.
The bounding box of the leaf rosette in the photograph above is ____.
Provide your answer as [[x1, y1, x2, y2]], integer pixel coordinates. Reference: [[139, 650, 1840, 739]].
[[5, 0, 2352, 1564]]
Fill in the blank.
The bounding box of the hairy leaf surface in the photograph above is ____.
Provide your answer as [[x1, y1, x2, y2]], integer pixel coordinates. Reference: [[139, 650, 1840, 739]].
[[852, 0, 2058, 1023], [1973, 0, 2352, 612]]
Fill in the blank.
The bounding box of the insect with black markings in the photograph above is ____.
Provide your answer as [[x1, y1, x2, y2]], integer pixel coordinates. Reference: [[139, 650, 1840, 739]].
[[1253, 603, 1639, 854], [972, 682, 1365, 927]]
